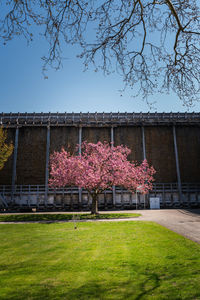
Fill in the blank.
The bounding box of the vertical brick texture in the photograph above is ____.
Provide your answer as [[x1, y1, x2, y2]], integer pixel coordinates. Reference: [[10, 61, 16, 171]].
[[114, 126, 143, 162], [16, 127, 46, 184], [176, 126, 200, 182], [82, 127, 111, 144], [1, 125, 200, 184], [145, 126, 177, 182], [0, 128, 15, 184], [50, 127, 79, 155]]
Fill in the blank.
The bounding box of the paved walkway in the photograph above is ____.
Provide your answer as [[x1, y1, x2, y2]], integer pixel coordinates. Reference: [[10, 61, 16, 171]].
[[98, 209, 200, 243], [135, 209, 200, 244], [1, 209, 200, 244]]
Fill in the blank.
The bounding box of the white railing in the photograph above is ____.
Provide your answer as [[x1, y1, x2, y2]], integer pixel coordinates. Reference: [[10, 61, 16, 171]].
[[0, 183, 200, 210]]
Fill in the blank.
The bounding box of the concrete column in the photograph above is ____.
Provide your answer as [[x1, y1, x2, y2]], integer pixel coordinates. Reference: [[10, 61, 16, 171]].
[[141, 126, 147, 208], [111, 126, 114, 147], [45, 126, 50, 205], [78, 126, 82, 156], [12, 127, 19, 198], [78, 127, 82, 204], [142, 126, 146, 160], [111, 126, 116, 206], [173, 125, 182, 202]]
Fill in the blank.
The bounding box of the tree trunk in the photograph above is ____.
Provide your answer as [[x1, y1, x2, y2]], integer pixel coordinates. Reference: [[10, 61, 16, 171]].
[[91, 194, 98, 215]]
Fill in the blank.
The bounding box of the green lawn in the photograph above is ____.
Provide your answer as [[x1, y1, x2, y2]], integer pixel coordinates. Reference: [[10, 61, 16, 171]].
[[0, 222, 200, 300], [0, 213, 140, 222]]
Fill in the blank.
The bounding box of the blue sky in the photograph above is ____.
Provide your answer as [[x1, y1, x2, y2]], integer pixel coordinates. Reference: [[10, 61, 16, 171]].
[[0, 27, 200, 113]]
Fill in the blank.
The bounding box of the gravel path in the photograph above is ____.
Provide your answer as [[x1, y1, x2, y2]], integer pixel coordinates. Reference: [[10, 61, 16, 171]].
[[0, 209, 200, 244]]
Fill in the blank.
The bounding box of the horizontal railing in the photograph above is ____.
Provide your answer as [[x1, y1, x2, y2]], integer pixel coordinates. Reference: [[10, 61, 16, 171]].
[[1, 112, 200, 126], [1, 183, 200, 210], [1, 183, 200, 194]]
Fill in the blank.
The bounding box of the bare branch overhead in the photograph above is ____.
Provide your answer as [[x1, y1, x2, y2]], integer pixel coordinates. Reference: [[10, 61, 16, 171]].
[[0, 0, 200, 106]]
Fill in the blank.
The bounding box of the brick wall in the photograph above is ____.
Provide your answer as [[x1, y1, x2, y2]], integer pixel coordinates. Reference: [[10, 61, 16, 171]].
[[1, 124, 200, 185], [145, 126, 177, 182], [114, 126, 143, 162], [176, 126, 200, 182], [16, 127, 46, 184], [0, 128, 15, 184], [50, 127, 79, 155], [82, 127, 111, 144]]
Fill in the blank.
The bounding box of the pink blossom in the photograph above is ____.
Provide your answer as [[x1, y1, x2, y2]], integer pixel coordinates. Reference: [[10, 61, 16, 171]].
[[49, 141, 155, 196]]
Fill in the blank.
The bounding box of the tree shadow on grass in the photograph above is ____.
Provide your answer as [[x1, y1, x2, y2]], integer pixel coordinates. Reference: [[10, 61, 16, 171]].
[[2, 265, 200, 300], [58, 274, 160, 300], [0, 273, 161, 300]]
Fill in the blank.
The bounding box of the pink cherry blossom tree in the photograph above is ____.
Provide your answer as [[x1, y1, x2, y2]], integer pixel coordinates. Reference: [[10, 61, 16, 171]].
[[49, 141, 155, 214]]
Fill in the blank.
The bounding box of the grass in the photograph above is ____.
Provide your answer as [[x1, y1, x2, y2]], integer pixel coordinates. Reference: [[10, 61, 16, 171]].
[[0, 221, 200, 299], [0, 213, 141, 222]]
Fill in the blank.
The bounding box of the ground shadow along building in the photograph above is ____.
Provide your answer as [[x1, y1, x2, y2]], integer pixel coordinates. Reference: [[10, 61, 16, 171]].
[[0, 112, 200, 210]]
